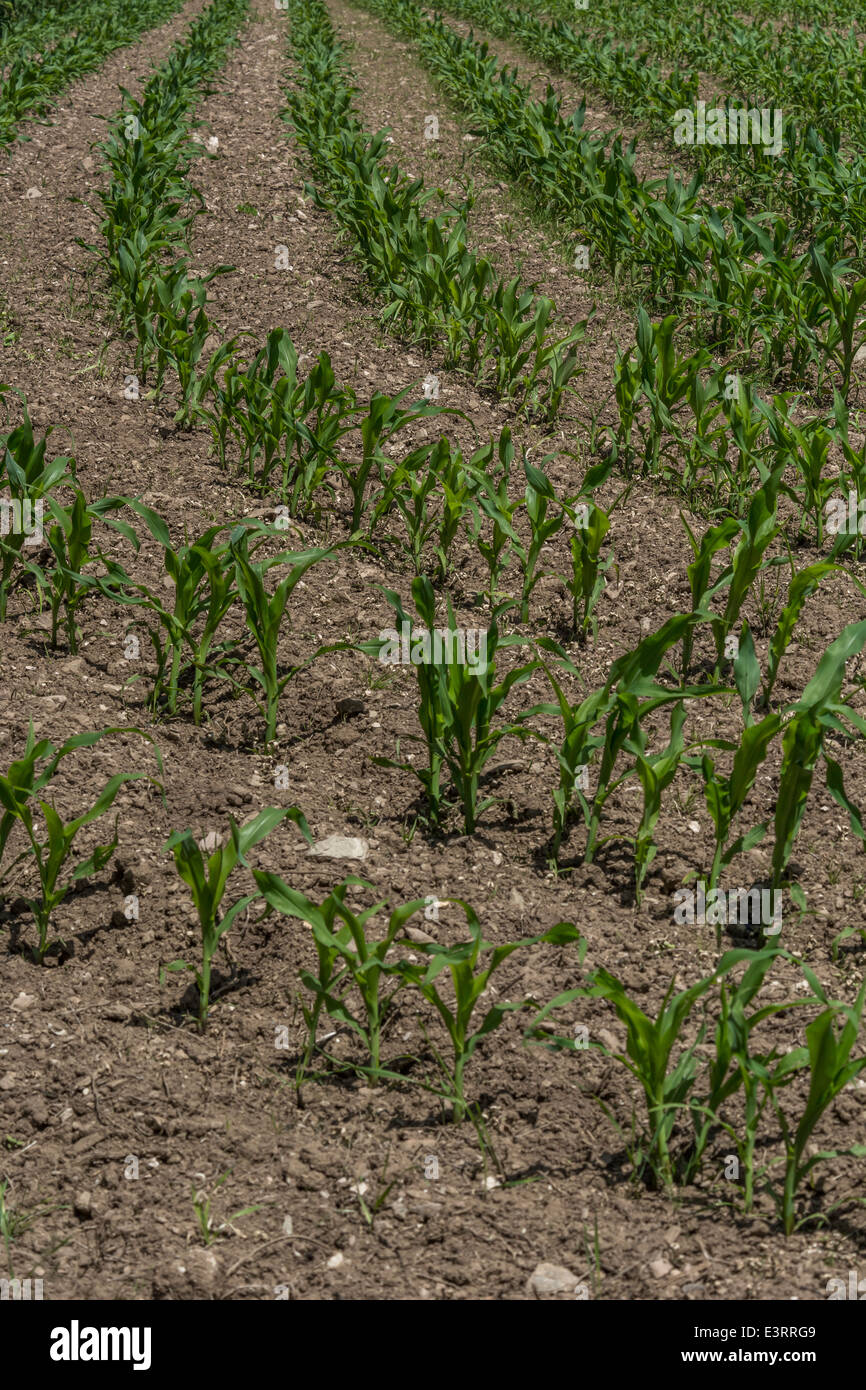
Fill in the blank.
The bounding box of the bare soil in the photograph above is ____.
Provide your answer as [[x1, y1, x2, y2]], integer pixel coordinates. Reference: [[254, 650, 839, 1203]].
[[0, 0, 864, 1303]]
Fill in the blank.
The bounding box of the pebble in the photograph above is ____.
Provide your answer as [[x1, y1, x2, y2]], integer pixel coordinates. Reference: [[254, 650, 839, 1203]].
[[527, 1262, 580, 1297], [308, 835, 369, 861], [74, 1191, 93, 1220]]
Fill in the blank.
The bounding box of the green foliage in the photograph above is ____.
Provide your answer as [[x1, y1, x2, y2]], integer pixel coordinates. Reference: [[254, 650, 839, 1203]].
[[163, 807, 311, 1027], [0, 725, 162, 963]]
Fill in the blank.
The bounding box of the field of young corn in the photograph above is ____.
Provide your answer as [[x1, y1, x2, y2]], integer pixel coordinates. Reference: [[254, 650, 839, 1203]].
[[0, 0, 865, 1306]]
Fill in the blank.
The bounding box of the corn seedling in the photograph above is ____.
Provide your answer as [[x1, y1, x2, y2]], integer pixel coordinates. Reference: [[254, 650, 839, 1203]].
[[466, 427, 524, 605], [529, 949, 759, 1189], [191, 1171, 260, 1246], [96, 509, 244, 724], [370, 577, 539, 832], [517, 453, 566, 623], [633, 701, 688, 902], [395, 898, 585, 1121], [758, 972, 866, 1234], [163, 806, 311, 1027], [0, 724, 163, 963], [373, 437, 452, 574], [771, 618, 866, 896], [251, 875, 425, 1079], [229, 526, 356, 744], [583, 613, 727, 864], [0, 393, 75, 620], [564, 496, 614, 641]]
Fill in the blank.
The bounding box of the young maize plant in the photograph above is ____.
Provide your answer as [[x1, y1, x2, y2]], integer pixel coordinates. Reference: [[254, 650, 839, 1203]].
[[564, 497, 615, 642], [0, 726, 163, 964], [516, 454, 566, 623], [163, 807, 311, 1027], [525, 942, 866, 1220], [580, 613, 727, 866], [228, 527, 359, 745], [393, 901, 585, 1121], [373, 437, 458, 575], [526, 948, 760, 1190], [770, 618, 866, 897], [759, 562, 844, 708], [369, 431, 481, 579], [151, 267, 243, 428], [762, 976, 866, 1236], [465, 428, 523, 606], [94, 509, 245, 725], [251, 875, 424, 1084], [369, 577, 539, 833], [200, 330, 357, 508], [681, 615, 866, 937], [808, 247, 866, 399], [29, 490, 149, 654], [0, 390, 75, 621], [681, 468, 785, 677], [342, 388, 445, 537], [681, 946, 796, 1198], [251, 873, 586, 1122], [632, 702, 689, 903]]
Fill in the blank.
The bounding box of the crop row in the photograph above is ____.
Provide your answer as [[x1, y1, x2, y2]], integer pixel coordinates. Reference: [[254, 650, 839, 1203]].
[[610, 310, 866, 526], [349, 0, 866, 399], [282, 0, 585, 415], [0, 0, 186, 147], [533, 0, 866, 142], [82, 0, 250, 391], [5, 367, 866, 904], [432, 0, 866, 239], [2, 660, 865, 1232]]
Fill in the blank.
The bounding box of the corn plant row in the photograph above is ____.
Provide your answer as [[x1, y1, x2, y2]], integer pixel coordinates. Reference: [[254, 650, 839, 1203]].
[[1, 0, 114, 63], [6, 378, 866, 883], [281, 0, 586, 417], [368, 532, 866, 906], [610, 309, 866, 533], [352, 0, 866, 397], [86, 37, 457, 516], [0, 386, 445, 742], [522, 0, 863, 37], [536, 0, 866, 150], [5, 741, 864, 1236], [432, 0, 866, 250], [81, 0, 250, 385], [0, 0, 187, 146], [0, 722, 163, 963]]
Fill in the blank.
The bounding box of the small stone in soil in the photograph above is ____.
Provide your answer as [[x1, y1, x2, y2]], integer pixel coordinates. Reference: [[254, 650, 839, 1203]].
[[527, 1263, 580, 1297], [308, 835, 369, 861]]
